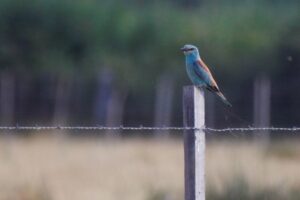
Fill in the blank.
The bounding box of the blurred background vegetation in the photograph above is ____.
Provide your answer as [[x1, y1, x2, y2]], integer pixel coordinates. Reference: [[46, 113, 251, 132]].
[[0, 1, 300, 199], [0, 0, 299, 128]]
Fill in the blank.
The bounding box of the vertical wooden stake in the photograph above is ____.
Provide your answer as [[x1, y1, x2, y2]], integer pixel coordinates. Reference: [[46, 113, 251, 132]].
[[183, 86, 205, 200]]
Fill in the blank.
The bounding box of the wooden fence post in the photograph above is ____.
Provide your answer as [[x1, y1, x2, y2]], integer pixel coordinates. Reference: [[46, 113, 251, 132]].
[[183, 86, 205, 200]]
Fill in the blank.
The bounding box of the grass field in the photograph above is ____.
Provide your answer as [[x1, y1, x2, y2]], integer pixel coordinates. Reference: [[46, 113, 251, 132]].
[[0, 135, 299, 200]]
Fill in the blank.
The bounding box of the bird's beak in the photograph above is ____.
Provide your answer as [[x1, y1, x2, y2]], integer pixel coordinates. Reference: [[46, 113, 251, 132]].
[[180, 47, 186, 52]]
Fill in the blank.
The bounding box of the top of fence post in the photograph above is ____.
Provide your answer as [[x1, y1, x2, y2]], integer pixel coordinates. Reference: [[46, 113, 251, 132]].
[[183, 86, 205, 200]]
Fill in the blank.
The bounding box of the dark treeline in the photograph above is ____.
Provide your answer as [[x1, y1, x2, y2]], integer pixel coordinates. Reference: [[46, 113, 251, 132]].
[[0, 0, 299, 127]]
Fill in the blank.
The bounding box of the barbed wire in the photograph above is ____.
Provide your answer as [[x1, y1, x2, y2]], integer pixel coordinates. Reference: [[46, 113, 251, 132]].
[[0, 126, 299, 132]]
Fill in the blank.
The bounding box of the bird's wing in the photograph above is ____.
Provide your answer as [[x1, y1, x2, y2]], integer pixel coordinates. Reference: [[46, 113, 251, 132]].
[[193, 59, 220, 91]]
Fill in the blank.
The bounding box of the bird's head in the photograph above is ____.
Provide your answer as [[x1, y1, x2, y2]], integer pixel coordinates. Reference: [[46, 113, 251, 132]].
[[181, 44, 200, 58]]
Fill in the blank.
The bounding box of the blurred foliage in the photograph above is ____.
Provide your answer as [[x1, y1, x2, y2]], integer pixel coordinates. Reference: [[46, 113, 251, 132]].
[[0, 0, 299, 126], [0, 0, 101, 75], [0, 0, 299, 89]]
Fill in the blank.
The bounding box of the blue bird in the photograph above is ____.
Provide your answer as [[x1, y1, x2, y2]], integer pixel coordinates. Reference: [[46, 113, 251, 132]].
[[181, 44, 232, 107]]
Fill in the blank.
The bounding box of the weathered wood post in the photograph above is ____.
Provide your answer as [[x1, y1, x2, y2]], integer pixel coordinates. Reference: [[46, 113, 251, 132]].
[[183, 86, 205, 200]]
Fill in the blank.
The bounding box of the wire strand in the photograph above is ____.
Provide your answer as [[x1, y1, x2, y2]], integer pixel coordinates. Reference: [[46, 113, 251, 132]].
[[0, 126, 299, 132]]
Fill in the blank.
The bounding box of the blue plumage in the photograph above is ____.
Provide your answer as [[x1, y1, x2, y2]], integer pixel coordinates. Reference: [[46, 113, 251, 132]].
[[181, 44, 232, 107]]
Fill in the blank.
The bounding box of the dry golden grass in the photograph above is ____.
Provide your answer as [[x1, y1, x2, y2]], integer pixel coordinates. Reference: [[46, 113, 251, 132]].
[[0, 135, 299, 200], [206, 140, 300, 195], [0, 136, 183, 200]]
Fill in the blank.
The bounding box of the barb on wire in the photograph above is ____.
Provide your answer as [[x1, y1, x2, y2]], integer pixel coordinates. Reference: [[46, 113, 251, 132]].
[[0, 126, 299, 132]]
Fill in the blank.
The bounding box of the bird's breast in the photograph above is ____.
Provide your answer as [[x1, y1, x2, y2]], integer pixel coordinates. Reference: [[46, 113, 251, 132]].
[[185, 62, 205, 86]]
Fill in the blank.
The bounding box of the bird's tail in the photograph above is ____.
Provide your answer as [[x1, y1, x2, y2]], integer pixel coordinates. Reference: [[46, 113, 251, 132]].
[[216, 91, 232, 107]]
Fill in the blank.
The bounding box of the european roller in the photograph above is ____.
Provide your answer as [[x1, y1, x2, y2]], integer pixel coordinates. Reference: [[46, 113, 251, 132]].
[[181, 44, 232, 107]]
